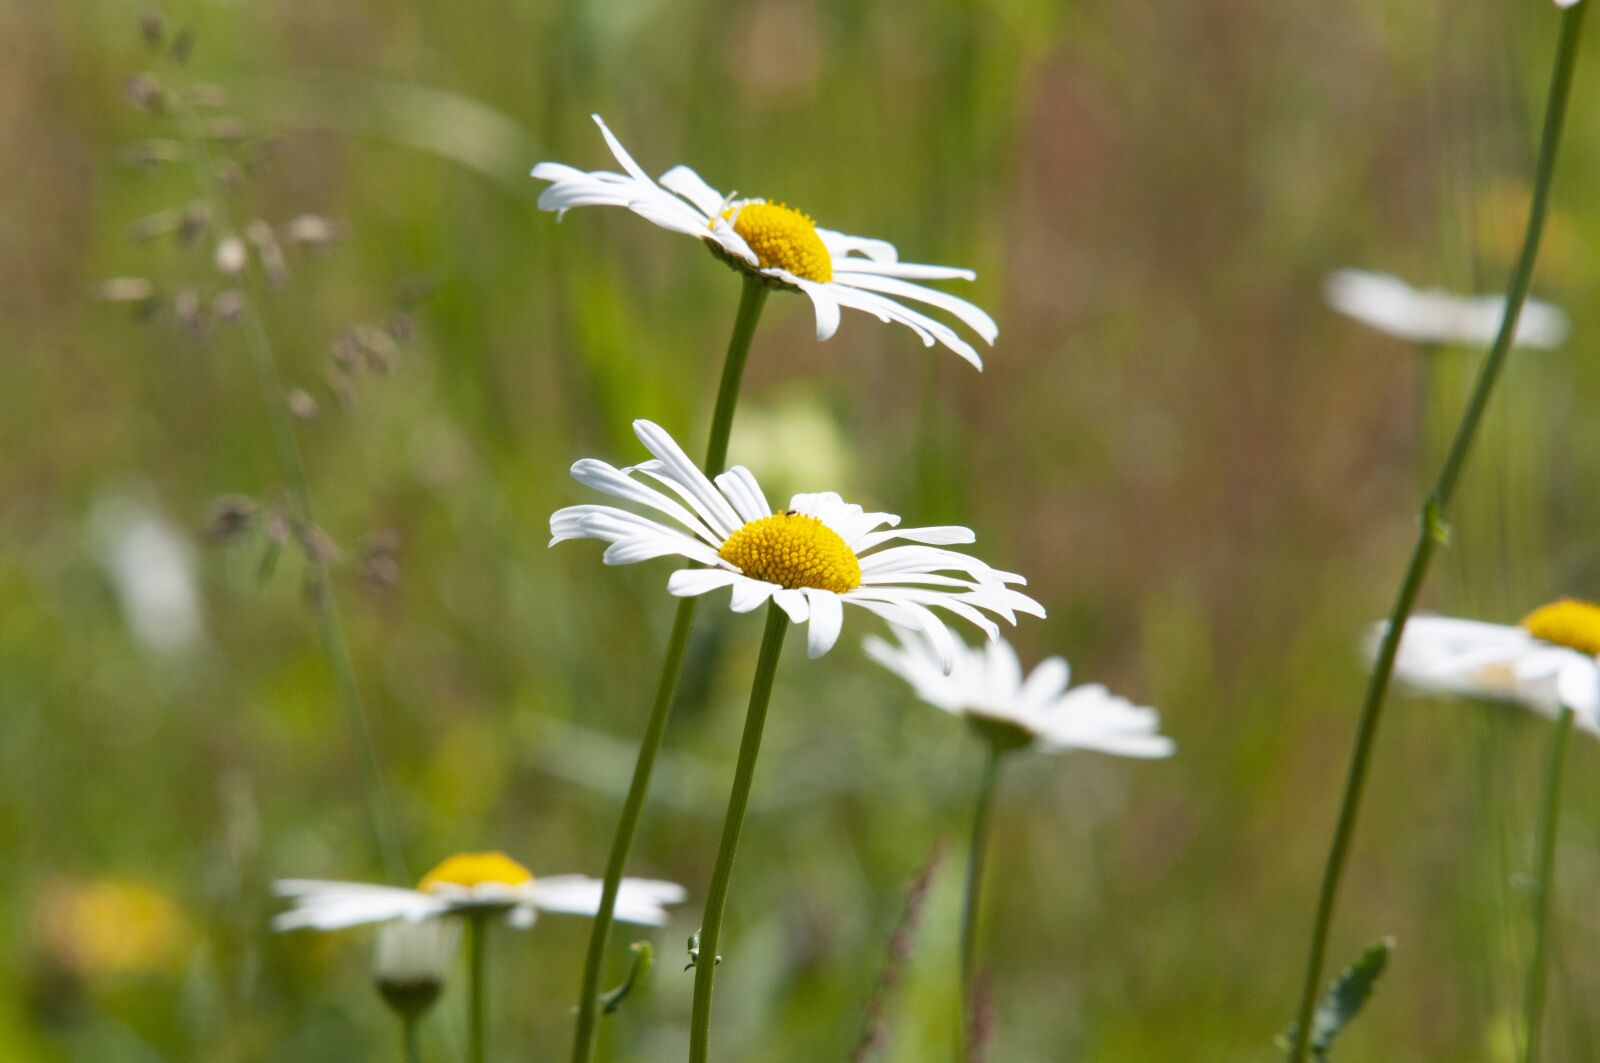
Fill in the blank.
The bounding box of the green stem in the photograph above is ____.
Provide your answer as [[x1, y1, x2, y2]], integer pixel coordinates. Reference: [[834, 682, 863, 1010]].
[[165, 62, 405, 882], [468, 912, 489, 1063], [403, 1014, 422, 1063], [957, 745, 1003, 1063], [568, 276, 769, 1063], [704, 278, 771, 475], [1523, 705, 1575, 1063], [688, 603, 789, 1063], [1286, 8, 1587, 1061]]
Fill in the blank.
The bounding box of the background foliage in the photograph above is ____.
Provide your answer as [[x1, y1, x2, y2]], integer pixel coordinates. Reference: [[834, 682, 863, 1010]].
[[5, 0, 1600, 1059]]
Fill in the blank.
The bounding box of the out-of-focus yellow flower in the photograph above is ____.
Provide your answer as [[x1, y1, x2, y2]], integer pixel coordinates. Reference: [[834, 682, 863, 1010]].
[[34, 878, 192, 978]]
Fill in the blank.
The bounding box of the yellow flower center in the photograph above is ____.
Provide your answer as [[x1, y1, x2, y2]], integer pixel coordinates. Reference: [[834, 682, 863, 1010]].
[[1521, 598, 1600, 656], [717, 512, 861, 593], [417, 852, 534, 893], [723, 201, 833, 283]]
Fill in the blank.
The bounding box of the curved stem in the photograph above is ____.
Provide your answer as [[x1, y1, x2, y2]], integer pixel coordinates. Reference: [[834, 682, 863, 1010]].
[[1523, 705, 1574, 1063], [468, 912, 489, 1063], [1286, 8, 1587, 1060], [958, 745, 1003, 1063], [704, 278, 771, 475], [569, 276, 769, 1063], [165, 62, 405, 881], [688, 603, 789, 1063]]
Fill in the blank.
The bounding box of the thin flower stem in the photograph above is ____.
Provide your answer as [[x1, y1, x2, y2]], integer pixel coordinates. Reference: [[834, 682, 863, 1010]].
[[468, 912, 489, 1063], [958, 744, 1003, 1063], [403, 1014, 422, 1063], [688, 603, 790, 1063], [1286, 8, 1587, 1061], [164, 61, 406, 882], [1523, 705, 1575, 1063], [569, 276, 769, 1063]]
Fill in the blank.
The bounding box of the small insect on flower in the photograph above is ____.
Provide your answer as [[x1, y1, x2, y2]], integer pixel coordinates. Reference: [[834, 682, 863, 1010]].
[[1323, 269, 1569, 349], [533, 116, 998, 369], [273, 851, 686, 932], [865, 629, 1175, 757], [1377, 602, 1600, 729], [549, 420, 1043, 668]]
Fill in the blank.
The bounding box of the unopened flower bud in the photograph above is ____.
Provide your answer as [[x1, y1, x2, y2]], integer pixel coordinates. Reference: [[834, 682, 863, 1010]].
[[372, 920, 459, 1021]]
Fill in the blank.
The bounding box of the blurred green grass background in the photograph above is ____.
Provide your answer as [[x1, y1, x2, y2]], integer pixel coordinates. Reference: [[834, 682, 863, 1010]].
[[5, 0, 1600, 1059]]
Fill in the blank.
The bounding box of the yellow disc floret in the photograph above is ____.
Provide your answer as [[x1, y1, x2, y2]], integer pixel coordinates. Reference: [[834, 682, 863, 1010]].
[[723, 201, 833, 283], [1521, 598, 1600, 656], [717, 512, 861, 594], [417, 852, 534, 893]]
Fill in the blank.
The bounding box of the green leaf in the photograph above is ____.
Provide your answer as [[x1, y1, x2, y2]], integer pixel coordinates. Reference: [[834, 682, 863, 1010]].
[[599, 941, 653, 1016], [1278, 938, 1395, 1060]]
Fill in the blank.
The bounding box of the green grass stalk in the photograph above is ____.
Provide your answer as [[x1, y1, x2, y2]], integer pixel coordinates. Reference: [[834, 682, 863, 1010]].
[[688, 602, 789, 1063], [1286, 8, 1588, 1060], [569, 276, 769, 1063]]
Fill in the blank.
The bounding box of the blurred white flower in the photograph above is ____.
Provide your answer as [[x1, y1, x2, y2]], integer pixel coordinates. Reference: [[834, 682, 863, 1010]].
[[1377, 602, 1600, 730], [549, 420, 1043, 667], [533, 115, 997, 369], [865, 628, 1175, 757], [728, 394, 850, 503], [89, 494, 204, 655], [1323, 269, 1569, 348], [275, 851, 685, 932]]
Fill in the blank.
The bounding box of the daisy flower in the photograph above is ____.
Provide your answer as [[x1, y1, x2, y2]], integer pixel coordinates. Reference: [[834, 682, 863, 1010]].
[[548, 420, 1044, 667], [273, 851, 686, 932], [1323, 269, 1569, 349], [864, 628, 1175, 758], [1379, 600, 1600, 729], [532, 115, 998, 369]]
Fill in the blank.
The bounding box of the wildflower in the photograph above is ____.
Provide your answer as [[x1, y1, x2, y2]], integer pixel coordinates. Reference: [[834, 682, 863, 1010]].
[[550, 420, 1043, 667], [1323, 269, 1569, 348], [35, 877, 192, 978], [273, 851, 686, 931], [89, 494, 204, 655], [533, 116, 998, 368], [864, 629, 1175, 757], [1381, 603, 1600, 726]]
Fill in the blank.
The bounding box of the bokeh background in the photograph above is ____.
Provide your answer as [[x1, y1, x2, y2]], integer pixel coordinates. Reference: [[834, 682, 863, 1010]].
[[6, 0, 1600, 1059]]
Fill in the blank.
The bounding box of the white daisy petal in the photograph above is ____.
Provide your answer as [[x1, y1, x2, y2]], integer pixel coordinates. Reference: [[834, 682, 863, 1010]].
[[1383, 609, 1600, 734], [805, 590, 845, 658], [793, 278, 842, 341], [532, 121, 995, 367], [631, 420, 743, 535], [659, 165, 727, 217], [832, 272, 998, 344], [715, 466, 772, 524], [274, 856, 685, 937], [729, 578, 777, 613], [552, 423, 1037, 651], [667, 568, 743, 597], [867, 629, 1174, 759]]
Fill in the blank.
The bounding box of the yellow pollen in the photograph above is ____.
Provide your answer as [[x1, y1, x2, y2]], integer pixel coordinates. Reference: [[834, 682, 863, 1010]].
[[417, 852, 534, 893], [717, 512, 861, 593], [723, 201, 833, 283], [1521, 598, 1600, 656]]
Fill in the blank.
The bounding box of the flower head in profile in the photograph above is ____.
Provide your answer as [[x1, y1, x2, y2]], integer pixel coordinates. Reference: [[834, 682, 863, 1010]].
[[273, 851, 686, 932], [533, 116, 997, 368], [1379, 600, 1600, 730], [865, 628, 1175, 757], [549, 420, 1043, 668], [1324, 269, 1569, 348]]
